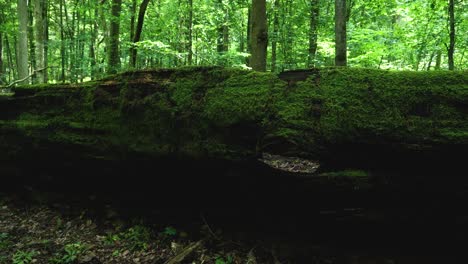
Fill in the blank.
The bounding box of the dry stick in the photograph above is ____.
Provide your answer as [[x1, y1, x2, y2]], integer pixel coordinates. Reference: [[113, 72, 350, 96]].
[[199, 212, 219, 240], [7, 67, 48, 88], [164, 240, 203, 264]]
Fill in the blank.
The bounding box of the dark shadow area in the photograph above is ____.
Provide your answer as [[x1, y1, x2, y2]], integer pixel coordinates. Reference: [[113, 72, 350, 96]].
[[1, 152, 468, 263]]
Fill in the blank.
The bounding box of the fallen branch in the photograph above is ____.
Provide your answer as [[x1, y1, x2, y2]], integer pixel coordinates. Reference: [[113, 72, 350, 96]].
[[7, 67, 48, 88], [164, 240, 203, 264]]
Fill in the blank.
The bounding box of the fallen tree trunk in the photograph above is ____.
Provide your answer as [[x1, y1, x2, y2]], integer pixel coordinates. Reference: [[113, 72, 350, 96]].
[[0, 67, 467, 172]]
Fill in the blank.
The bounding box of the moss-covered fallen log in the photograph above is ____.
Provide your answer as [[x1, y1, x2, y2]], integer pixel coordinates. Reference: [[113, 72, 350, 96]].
[[0, 67, 467, 171]]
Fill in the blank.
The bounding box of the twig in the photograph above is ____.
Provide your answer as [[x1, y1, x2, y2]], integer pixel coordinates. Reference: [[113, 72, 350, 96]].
[[7, 67, 49, 88], [199, 212, 219, 240], [164, 240, 203, 264]]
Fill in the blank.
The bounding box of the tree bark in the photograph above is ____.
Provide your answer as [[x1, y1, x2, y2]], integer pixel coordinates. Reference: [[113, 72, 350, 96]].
[[17, 0, 29, 85], [249, 0, 267, 71], [130, 0, 151, 68], [271, 0, 279, 72], [33, 0, 46, 83], [216, 0, 229, 65], [187, 0, 193, 65], [108, 0, 122, 74], [448, 0, 455, 70], [334, 0, 347, 66], [0, 32, 3, 85], [308, 0, 319, 68]]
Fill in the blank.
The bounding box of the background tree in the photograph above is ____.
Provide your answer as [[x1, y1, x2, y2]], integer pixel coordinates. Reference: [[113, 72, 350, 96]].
[[308, 0, 319, 68], [249, 0, 267, 71], [33, 0, 46, 83], [130, 0, 151, 68], [108, 0, 122, 74], [17, 0, 29, 84], [448, 0, 455, 70], [335, 0, 347, 66]]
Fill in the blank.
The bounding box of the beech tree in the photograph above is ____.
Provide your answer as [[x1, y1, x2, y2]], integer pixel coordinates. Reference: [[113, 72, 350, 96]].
[[130, 0, 151, 68], [448, 0, 455, 70], [17, 0, 29, 84], [33, 0, 47, 83], [108, 0, 122, 74], [249, 0, 267, 71], [335, 0, 347, 66]]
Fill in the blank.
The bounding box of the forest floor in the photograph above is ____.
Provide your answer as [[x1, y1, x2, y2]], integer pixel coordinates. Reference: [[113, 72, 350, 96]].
[[0, 187, 465, 264], [0, 191, 276, 264]]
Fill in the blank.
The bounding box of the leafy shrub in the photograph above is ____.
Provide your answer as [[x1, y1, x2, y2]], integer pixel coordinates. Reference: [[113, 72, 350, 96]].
[[12, 250, 37, 264], [49, 242, 88, 264]]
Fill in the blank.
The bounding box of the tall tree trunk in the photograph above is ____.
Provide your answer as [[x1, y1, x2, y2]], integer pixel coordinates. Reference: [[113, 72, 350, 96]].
[[59, 0, 66, 82], [33, 0, 46, 83], [89, 4, 98, 80], [28, 3, 36, 83], [43, 0, 48, 82], [5, 36, 15, 82], [308, 0, 319, 68], [448, 0, 455, 70], [108, 0, 122, 74], [271, 0, 279, 72], [217, 0, 229, 65], [130, 0, 151, 68], [249, 0, 267, 71], [0, 32, 3, 85], [334, 0, 347, 66], [246, 6, 251, 65], [435, 50, 442, 70], [17, 0, 29, 84], [187, 0, 193, 65]]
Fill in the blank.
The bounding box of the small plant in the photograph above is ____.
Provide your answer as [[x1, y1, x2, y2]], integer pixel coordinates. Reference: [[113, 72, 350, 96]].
[[103, 233, 121, 246], [162, 226, 177, 236], [215, 255, 233, 264], [0, 233, 12, 251], [49, 242, 88, 264], [12, 250, 37, 264], [121, 225, 151, 251]]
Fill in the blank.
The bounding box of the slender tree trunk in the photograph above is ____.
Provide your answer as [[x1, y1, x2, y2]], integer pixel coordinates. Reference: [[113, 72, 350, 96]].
[[17, 0, 29, 84], [308, 0, 319, 68], [43, 0, 48, 82], [59, 0, 66, 82], [448, 0, 455, 70], [130, 0, 137, 43], [33, 0, 46, 83], [427, 51, 435, 71], [435, 50, 442, 70], [108, 0, 122, 74], [0, 32, 3, 85], [249, 0, 267, 71], [334, 0, 347, 66], [246, 6, 251, 65], [130, 0, 151, 68], [5, 36, 15, 82], [89, 5, 98, 79], [187, 0, 193, 65], [217, 0, 229, 65], [28, 3, 37, 83], [271, 0, 279, 72]]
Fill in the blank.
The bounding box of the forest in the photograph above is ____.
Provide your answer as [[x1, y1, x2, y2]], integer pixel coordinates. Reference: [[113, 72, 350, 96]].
[[0, 0, 468, 264], [0, 0, 467, 86]]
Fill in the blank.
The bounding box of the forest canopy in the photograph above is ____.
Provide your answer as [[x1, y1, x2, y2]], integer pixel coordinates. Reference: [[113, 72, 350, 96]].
[[0, 0, 466, 85]]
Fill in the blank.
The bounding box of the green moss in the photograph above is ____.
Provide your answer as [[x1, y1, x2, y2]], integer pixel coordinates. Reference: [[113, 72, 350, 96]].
[[1, 67, 467, 162]]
